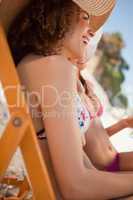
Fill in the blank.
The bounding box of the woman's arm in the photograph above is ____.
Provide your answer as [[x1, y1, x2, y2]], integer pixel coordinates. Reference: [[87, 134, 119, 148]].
[[106, 117, 133, 137], [18, 56, 133, 200], [105, 119, 128, 136]]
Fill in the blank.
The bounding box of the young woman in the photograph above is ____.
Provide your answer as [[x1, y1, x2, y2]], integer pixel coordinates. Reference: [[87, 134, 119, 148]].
[[8, 0, 133, 199]]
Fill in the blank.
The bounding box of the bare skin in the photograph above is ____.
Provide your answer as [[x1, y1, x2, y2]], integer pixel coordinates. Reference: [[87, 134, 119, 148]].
[[83, 116, 133, 171]]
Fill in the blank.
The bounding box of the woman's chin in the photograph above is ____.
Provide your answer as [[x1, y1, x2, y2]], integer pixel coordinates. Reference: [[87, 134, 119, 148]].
[[77, 61, 87, 70]]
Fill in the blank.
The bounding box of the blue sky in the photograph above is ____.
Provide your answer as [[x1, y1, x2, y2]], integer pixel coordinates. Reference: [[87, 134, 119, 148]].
[[103, 0, 133, 107]]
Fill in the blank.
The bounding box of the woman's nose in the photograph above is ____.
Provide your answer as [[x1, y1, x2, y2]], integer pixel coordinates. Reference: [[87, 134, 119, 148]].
[[88, 29, 95, 38]]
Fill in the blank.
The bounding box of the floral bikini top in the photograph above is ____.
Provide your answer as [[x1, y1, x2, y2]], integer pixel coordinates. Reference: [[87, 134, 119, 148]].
[[37, 78, 103, 145], [76, 78, 103, 133], [75, 93, 90, 134]]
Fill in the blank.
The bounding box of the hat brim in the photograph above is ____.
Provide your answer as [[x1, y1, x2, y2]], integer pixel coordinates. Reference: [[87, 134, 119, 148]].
[[89, 8, 114, 32], [72, 0, 115, 32], [73, 0, 115, 16]]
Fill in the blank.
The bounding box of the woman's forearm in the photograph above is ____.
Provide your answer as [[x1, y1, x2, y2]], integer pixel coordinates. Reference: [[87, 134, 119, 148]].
[[70, 169, 133, 200], [105, 119, 127, 136]]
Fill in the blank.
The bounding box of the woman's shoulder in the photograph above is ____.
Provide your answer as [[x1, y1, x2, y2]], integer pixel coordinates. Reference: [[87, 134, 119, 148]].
[[18, 54, 75, 69], [17, 54, 77, 78], [17, 54, 77, 92]]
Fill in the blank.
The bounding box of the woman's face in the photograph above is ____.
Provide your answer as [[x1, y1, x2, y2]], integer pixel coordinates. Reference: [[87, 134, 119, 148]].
[[63, 10, 94, 65]]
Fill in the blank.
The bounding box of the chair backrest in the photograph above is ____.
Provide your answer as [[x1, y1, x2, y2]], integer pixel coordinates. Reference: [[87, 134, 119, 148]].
[[0, 1, 56, 199]]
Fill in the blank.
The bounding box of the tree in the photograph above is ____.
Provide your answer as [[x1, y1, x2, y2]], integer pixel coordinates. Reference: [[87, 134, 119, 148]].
[[94, 32, 129, 108]]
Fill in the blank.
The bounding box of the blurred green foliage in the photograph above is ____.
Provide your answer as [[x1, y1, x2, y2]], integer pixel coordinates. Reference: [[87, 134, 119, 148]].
[[95, 32, 129, 108]]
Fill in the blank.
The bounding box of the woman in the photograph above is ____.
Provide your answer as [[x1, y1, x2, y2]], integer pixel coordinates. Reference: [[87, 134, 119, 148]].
[[7, 0, 133, 199]]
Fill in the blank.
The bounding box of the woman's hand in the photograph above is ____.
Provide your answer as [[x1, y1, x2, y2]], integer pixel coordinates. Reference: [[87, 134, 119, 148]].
[[105, 117, 133, 136], [124, 117, 133, 128]]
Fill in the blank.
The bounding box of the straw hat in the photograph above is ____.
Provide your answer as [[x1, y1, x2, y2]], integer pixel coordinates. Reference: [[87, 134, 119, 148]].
[[0, 0, 115, 32], [72, 0, 116, 32]]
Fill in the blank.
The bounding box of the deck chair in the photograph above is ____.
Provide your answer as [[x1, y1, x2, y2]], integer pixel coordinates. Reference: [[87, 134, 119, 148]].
[[0, 1, 59, 199]]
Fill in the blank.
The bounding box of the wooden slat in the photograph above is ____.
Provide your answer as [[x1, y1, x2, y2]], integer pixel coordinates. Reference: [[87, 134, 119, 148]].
[[0, 110, 29, 179], [20, 124, 56, 200], [0, 24, 25, 110], [0, 23, 56, 199]]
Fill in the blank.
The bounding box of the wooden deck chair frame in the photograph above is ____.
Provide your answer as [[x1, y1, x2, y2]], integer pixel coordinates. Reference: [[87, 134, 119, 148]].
[[0, 2, 56, 199]]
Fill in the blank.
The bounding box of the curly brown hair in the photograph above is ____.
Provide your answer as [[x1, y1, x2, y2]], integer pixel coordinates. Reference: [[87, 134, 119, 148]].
[[7, 0, 81, 65]]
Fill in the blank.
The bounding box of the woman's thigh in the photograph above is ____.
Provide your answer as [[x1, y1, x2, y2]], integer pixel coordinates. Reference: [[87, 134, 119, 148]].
[[113, 152, 133, 199], [119, 152, 133, 171]]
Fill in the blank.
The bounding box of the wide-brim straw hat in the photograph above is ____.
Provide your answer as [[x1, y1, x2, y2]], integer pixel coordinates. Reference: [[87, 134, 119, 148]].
[[72, 0, 116, 32], [0, 0, 115, 32]]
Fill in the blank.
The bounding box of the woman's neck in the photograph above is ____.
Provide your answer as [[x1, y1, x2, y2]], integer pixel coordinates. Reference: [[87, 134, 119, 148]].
[[60, 47, 81, 88], [61, 47, 78, 65]]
